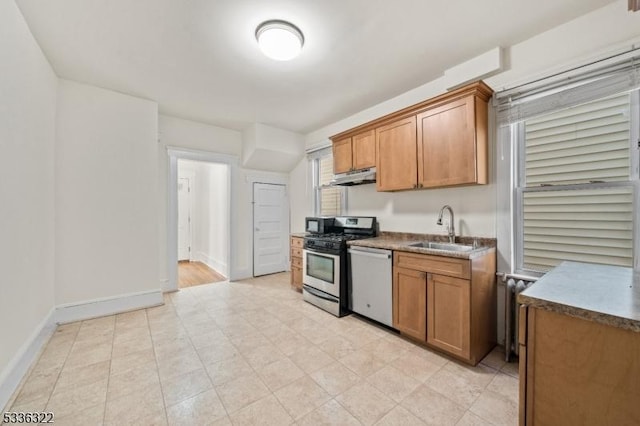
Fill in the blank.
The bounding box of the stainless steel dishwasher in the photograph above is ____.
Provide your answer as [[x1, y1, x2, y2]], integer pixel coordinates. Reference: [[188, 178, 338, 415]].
[[348, 246, 393, 327]]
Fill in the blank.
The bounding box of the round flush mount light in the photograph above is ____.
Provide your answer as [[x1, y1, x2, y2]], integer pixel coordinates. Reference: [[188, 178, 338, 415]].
[[255, 20, 304, 61]]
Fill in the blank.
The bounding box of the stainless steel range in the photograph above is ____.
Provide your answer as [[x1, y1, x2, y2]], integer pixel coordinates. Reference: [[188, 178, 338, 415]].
[[302, 216, 376, 317]]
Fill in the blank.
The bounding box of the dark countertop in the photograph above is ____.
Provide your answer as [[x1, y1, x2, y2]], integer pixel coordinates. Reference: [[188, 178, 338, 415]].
[[347, 231, 496, 260], [290, 232, 307, 238], [518, 261, 640, 332]]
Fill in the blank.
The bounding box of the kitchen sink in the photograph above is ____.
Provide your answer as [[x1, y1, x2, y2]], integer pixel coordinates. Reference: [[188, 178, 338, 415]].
[[407, 241, 475, 252]]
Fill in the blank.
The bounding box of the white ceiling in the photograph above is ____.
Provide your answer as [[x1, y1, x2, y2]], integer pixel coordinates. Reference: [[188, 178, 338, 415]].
[[17, 0, 617, 134]]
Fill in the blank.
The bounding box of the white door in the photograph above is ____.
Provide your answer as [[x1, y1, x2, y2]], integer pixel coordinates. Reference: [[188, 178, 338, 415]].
[[177, 177, 191, 261], [253, 183, 287, 276]]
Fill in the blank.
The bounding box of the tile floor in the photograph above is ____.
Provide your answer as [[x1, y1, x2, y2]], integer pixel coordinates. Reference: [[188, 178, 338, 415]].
[[4, 272, 518, 425]]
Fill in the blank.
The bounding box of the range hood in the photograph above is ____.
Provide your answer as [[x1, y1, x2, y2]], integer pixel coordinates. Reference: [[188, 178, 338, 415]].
[[330, 168, 376, 186]]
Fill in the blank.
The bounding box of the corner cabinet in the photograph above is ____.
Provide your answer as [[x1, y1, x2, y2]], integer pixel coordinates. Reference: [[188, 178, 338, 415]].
[[290, 236, 303, 291], [332, 129, 376, 174], [392, 249, 496, 365]]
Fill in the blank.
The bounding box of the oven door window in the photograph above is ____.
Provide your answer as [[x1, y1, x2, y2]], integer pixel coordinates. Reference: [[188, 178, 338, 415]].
[[306, 252, 335, 284]]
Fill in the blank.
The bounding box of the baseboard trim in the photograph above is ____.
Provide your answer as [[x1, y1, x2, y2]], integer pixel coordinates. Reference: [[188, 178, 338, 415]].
[[55, 290, 164, 324], [195, 252, 228, 278], [0, 308, 56, 412]]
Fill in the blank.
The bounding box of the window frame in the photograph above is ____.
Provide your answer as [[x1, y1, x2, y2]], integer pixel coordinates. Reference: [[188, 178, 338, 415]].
[[309, 149, 346, 217], [512, 90, 640, 275]]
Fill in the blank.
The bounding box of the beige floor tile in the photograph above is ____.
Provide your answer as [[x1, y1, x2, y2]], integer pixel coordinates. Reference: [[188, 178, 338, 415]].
[[229, 331, 271, 354], [335, 382, 396, 425], [274, 376, 331, 420], [271, 332, 313, 356], [46, 378, 108, 419], [297, 325, 336, 345], [310, 363, 360, 397], [56, 360, 110, 391], [8, 396, 48, 413], [160, 367, 213, 406], [242, 343, 287, 370], [189, 329, 229, 350], [500, 361, 519, 378], [51, 402, 105, 426], [214, 374, 270, 414], [480, 346, 506, 371], [166, 389, 227, 426], [110, 347, 156, 376], [296, 399, 361, 426], [157, 350, 204, 381], [361, 338, 409, 364], [401, 385, 466, 426], [64, 342, 112, 370], [339, 350, 387, 377], [112, 334, 153, 358], [367, 365, 422, 403], [11, 366, 60, 406], [455, 411, 493, 426], [375, 405, 427, 425], [196, 341, 240, 366], [339, 328, 382, 349], [408, 345, 450, 367], [153, 336, 195, 360], [288, 345, 335, 374], [108, 363, 160, 400], [469, 390, 518, 426], [113, 325, 151, 344], [257, 358, 305, 391], [487, 373, 519, 403], [104, 382, 166, 426], [391, 352, 443, 383], [316, 335, 357, 360], [205, 356, 254, 387], [425, 362, 496, 409], [229, 394, 293, 425]]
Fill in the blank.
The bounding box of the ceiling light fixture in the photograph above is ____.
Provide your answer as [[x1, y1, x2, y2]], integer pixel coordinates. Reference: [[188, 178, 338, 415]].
[[255, 20, 304, 61]]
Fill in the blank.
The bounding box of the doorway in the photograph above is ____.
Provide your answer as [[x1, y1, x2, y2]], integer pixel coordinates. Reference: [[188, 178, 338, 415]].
[[177, 159, 229, 288], [253, 182, 289, 276]]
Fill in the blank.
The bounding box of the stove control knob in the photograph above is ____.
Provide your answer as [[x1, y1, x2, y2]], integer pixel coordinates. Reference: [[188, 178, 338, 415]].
[[325, 242, 331, 248]]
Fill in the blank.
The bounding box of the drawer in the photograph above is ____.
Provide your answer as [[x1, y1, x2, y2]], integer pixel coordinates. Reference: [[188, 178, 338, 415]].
[[291, 247, 302, 258], [394, 251, 470, 279], [291, 256, 302, 268], [291, 236, 304, 248]]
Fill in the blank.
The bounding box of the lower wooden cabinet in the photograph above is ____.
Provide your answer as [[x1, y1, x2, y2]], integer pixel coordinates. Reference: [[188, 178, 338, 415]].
[[392, 266, 427, 341], [392, 250, 495, 365], [427, 273, 470, 359], [290, 236, 303, 291], [519, 306, 640, 426]]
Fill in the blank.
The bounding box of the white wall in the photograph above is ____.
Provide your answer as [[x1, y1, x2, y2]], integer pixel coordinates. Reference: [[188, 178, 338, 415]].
[[289, 159, 310, 233], [242, 123, 305, 172], [0, 0, 57, 407], [55, 80, 159, 304]]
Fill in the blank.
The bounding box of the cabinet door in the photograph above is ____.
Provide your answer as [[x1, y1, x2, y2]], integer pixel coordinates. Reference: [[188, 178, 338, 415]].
[[417, 96, 478, 188], [393, 266, 427, 341], [427, 273, 470, 359], [376, 116, 417, 191], [291, 265, 302, 291], [352, 130, 376, 170], [333, 137, 353, 174]]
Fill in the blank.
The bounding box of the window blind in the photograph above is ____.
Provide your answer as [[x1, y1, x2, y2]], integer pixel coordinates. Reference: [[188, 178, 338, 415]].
[[319, 155, 341, 216], [524, 93, 631, 186], [522, 187, 634, 271]]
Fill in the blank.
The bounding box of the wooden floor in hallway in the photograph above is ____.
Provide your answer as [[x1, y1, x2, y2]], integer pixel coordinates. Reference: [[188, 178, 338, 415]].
[[178, 260, 227, 288]]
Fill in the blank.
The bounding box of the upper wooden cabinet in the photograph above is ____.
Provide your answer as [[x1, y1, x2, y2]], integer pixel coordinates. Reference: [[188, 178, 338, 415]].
[[417, 95, 488, 188], [332, 129, 375, 174], [376, 117, 417, 191], [330, 81, 493, 191]]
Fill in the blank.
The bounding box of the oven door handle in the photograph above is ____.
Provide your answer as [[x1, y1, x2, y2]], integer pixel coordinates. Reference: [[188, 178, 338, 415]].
[[303, 284, 338, 302]]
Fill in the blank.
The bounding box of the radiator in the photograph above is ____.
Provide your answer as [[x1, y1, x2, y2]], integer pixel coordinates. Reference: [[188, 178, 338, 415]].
[[504, 277, 535, 362]]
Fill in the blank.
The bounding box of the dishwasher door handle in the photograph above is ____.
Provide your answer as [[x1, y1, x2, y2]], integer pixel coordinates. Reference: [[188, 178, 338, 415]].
[[347, 248, 391, 259]]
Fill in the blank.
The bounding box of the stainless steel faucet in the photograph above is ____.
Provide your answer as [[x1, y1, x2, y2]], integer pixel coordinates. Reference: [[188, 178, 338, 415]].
[[437, 205, 455, 243]]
